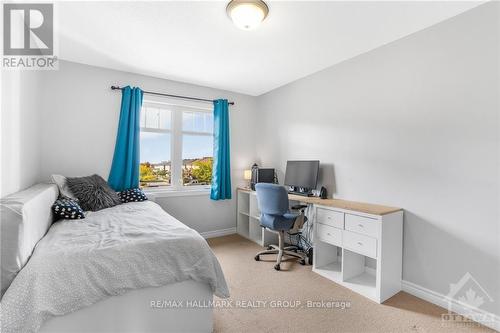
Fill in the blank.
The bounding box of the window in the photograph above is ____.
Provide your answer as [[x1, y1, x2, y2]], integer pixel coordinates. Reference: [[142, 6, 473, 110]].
[[139, 101, 213, 190], [182, 111, 213, 186], [139, 106, 172, 187]]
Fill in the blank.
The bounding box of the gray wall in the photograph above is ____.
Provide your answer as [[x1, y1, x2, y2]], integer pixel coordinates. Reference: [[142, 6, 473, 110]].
[[256, 3, 499, 315], [155, 195, 235, 234], [2, 60, 258, 233], [1, 71, 43, 197]]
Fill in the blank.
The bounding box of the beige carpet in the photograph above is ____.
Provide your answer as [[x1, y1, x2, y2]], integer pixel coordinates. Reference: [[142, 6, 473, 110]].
[[207, 234, 494, 333]]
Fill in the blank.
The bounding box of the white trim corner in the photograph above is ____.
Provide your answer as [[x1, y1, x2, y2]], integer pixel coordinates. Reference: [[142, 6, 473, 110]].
[[200, 227, 236, 239], [402, 280, 500, 332]]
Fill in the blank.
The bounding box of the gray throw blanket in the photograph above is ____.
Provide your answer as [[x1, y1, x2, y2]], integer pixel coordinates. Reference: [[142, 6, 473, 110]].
[[0, 201, 229, 332]]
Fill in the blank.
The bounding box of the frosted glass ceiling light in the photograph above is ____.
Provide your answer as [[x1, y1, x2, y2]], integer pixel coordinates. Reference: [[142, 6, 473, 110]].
[[226, 0, 269, 30]]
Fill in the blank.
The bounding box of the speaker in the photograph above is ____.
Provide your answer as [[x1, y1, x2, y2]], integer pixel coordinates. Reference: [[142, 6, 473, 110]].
[[320, 186, 327, 199]]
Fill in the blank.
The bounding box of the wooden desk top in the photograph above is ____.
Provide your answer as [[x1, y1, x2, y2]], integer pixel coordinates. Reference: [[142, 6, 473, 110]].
[[237, 187, 402, 216]]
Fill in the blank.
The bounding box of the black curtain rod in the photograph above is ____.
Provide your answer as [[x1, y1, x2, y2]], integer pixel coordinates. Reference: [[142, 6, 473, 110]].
[[110, 86, 235, 106]]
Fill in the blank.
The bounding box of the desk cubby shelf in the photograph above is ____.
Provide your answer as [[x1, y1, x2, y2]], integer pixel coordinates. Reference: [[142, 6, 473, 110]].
[[315, 242, 378, 301], [237, 189, 278, 246]]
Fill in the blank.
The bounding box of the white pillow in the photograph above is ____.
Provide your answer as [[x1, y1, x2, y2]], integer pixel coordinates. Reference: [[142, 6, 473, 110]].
[[50, 174, 78, 200]]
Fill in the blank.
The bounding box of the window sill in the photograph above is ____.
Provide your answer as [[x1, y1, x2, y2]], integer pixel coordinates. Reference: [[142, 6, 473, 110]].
[[144, 187, 211, 199]]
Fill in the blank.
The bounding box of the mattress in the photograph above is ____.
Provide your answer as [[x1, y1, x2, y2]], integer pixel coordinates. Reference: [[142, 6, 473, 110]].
[[39, 280, 213, 333]]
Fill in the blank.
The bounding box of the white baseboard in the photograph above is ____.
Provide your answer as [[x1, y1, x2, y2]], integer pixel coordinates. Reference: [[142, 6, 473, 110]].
[[199, 227, 236, 239], [402, 280, 500, 332]]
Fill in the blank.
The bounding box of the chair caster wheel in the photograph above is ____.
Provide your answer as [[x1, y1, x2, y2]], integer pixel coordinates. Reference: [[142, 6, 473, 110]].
[[299, 259, 306, 265], [274, 264, 280, 271], [254, 255, 260, 261], [267, 245, 273, 250], [293, 249, 298, 253]]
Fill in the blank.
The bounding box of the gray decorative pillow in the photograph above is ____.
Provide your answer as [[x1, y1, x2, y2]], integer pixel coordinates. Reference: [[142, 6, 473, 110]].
[[50, 174, 79, 201], [66, 174, 122, 211]]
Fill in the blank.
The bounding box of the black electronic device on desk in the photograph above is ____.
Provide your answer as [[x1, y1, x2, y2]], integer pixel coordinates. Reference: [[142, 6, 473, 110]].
[[320, 186, 328, 199], [250, 164, 277, 190], [284, 160, 319, 196]]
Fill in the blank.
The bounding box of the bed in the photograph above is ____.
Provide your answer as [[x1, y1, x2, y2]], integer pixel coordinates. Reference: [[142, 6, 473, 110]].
[[0, 183, 229, 333]]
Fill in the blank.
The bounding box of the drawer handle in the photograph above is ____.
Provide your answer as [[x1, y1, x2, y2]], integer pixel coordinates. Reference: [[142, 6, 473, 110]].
[[358, 224, 364, 228], [357, 242, 363, 246]]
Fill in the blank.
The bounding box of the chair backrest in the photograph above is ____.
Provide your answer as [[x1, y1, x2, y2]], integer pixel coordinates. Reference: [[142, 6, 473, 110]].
[[255, 183, 289, 216]]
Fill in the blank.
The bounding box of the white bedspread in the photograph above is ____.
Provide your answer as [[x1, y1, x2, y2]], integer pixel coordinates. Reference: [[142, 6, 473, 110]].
[[0, 201, 229, 333]]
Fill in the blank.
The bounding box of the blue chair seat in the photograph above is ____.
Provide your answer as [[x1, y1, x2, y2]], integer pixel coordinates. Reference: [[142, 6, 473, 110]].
[[260, 213, 298, 231]]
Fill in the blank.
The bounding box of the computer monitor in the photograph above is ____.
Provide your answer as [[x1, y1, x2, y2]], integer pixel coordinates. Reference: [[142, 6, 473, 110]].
[[250, 168, 276, 190], [284, 160, 319, 195], [258, 168, 275, 184]]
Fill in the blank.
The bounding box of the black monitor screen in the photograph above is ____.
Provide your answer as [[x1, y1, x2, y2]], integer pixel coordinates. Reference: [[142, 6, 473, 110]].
[[284, 160, 319, 189], [258, 168, 275, 183]]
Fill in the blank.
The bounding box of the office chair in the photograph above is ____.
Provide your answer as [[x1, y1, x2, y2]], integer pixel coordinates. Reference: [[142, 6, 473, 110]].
[[254, 183, 307, 271]]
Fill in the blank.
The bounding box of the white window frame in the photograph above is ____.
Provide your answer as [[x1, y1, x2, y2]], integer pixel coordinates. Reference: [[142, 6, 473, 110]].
[[140, 98, 213, 193]]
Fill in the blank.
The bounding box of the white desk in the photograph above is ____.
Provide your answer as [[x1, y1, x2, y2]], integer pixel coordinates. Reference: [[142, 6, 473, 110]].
[[236, 187, 403, 304]]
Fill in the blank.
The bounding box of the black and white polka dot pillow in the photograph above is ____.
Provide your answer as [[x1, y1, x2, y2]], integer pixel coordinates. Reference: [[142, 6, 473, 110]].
[[52, 197, 85, 220], [118, 188, 148, 203]]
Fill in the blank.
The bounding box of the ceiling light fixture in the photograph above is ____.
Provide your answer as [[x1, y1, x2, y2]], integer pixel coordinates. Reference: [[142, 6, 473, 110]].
[[226, 0, 269, 31]]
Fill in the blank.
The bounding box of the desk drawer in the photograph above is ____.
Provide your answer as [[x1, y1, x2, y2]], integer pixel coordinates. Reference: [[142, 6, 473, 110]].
[[317, 223, 342, 247], [343, 230, 377, 258], [316, 208, 344, 229], [345, 214, 379, 238]]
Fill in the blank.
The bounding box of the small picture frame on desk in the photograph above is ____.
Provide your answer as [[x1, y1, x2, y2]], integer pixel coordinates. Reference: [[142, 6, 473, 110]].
[[311, 186, 328, 199], [311, 189, 320, 197]]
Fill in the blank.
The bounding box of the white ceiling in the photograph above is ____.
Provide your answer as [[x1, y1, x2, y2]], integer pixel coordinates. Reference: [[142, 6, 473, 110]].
[[58, 1, 484, 96]]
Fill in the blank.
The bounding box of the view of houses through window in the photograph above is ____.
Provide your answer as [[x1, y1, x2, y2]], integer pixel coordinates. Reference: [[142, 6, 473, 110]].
[[182, 157, 213, 186], [139, 103, 213, 188], [139, 157, 213, 187]]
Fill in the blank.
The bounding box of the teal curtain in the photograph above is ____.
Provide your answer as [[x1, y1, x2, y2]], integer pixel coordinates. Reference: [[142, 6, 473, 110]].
[[108, 86, 143, 191], [210, 99, 232, 200]]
